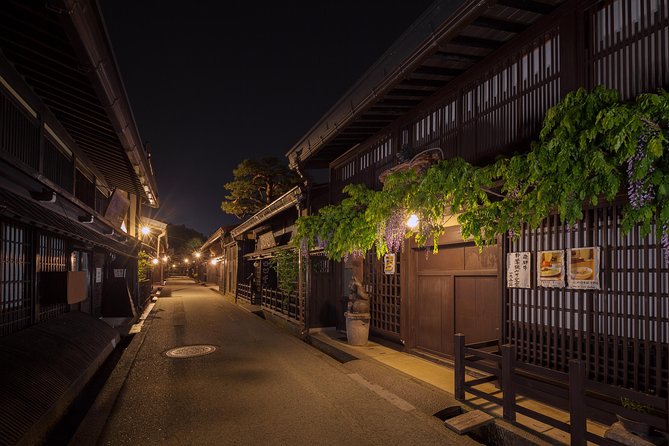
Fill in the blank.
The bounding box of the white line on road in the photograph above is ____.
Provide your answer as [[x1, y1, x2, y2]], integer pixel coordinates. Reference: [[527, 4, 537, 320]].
[[347, 373, 416, 412], [129, 302, 155, 334]]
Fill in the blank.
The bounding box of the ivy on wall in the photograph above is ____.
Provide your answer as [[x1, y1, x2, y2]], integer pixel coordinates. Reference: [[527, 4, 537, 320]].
[[295, 87, 669, 262], [268, 248, 299, 295]]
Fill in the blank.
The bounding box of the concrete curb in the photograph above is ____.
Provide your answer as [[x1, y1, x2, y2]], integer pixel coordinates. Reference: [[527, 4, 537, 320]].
[[68, 307, 157, 446]]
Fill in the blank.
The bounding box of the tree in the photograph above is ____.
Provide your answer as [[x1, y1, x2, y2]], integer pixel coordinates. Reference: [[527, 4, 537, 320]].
[[167, 224, 205, 256], [221, 157, 302, 218]]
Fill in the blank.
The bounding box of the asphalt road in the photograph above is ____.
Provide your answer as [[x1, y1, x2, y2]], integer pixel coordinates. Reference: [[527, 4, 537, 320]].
[[93, 279, 479, 445]]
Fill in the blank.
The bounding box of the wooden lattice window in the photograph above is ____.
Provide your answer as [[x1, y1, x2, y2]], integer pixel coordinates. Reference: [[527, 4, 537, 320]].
[[0, 220, 34, 336], [507, 203, 669, 397], [37, 233, 69, 322], [364, 252, 401, 339]]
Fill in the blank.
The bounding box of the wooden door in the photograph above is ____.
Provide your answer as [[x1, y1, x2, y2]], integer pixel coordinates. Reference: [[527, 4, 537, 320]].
[[410, 231, 500, 357]]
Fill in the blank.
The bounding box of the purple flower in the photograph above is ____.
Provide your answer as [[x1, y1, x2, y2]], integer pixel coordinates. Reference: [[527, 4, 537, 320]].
[[627, 131, 657, 210], [384, 208, 407, 253], [662, 226, 669, 265]]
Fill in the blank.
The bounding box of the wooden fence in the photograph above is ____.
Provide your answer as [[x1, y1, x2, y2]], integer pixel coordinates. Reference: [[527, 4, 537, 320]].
[[260, 288, 302, 323], [454, 333, 669, 445]]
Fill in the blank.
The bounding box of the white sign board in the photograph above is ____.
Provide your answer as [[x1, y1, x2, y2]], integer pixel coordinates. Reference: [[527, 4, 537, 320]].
[[506, 252, 531, 288], [383, 253, 396, 275], [95, 267, 102, 283]]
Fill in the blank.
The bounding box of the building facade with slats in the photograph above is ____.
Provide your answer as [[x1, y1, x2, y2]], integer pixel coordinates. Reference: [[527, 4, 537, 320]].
[[0, 0, 160, 337], [286, 0, 669, 438]]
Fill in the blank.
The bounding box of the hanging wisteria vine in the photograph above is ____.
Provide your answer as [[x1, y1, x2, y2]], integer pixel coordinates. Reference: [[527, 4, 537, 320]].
[[295, 87, 669, 262]]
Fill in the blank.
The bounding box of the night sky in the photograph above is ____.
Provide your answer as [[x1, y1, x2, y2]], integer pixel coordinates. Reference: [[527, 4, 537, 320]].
[[101, 1, 434, 237]]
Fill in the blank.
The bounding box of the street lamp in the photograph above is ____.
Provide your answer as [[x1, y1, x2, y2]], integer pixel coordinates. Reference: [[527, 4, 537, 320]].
[[152, 258, 159, 265], [195, 252, 202, 259], [141, 226, 151, 236], [406, 214, 420, 229]]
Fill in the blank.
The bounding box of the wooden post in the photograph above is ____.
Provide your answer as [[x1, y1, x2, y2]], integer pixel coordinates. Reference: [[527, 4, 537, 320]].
[[569, 359, 586, 446], [501, 343, 516, 421], [454, 333, 465, 401]]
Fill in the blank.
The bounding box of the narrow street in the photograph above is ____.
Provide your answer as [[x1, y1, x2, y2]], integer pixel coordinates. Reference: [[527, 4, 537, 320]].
[[83, 278, 477, 446]]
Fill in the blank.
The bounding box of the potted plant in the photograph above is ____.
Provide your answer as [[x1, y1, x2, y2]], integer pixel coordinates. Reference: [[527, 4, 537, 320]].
[[616, 397, 653, 437]]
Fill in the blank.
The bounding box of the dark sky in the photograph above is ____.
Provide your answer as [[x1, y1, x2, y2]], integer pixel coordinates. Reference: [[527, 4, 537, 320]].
[[101, 1, 434, 236]]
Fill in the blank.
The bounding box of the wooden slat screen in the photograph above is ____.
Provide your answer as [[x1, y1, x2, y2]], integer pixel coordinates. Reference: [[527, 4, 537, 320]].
[[507, 203, 669, 397], [37, 233, 69, 322], [364, 252, 401, 340], [43, 138, 73, 193], [0, 88, 39, 170], [588, 0, 669, 101], [0, 219, 34, 336]]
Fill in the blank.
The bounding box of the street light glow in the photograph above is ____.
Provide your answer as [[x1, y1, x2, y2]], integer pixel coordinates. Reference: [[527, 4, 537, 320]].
[[152, 258, 159, 265], [184, 258, 189, 263], [406, 214, 419, 229], [141, 226, 150, 235], [195, 252, 201, 258], [162, 256, 168, 262], [210, 259, 219, 265]]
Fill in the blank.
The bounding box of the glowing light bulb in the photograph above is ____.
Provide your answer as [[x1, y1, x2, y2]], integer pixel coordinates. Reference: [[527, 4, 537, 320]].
[[406, 214, 419, 229], [141, 226, 150, 235]]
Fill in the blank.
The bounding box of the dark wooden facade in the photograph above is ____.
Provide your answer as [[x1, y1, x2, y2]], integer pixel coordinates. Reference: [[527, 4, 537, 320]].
[[285, 0, 669, 439], [0, 1, 159, 336]]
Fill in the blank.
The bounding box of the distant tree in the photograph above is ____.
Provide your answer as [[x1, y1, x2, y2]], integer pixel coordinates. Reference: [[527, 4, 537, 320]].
[[183, 237, 203, 254], [221, 157, 302, 218], [167, 224, 205, 256]]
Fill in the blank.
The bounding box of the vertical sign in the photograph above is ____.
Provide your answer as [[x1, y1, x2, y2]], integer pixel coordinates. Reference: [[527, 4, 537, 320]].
[[95, 267, 102, 283], [383, 253, 396, 275], [537, 250, 565, 287], [567, 247, 600, 289], [506, 252, 531, 288]]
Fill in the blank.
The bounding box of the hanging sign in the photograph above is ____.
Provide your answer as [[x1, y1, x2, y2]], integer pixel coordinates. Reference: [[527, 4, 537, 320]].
[[537, 250, 565, 287], [567, 247, 600, 289], [383, 253, 396, 275], [506, 252, 531, 288]]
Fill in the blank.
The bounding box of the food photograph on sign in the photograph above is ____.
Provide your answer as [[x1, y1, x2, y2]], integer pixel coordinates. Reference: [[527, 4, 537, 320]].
[[537, 250, 565, 287], [567, 247, 600, 289]]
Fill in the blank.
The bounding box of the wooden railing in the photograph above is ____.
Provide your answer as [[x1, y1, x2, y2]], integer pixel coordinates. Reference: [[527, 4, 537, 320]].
[[454, 333, 669, 446], [260, 288, 302, 323], [236, 283, 254, 304]]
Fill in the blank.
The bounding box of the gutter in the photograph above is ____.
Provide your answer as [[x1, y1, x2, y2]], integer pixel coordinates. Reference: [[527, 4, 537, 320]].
[[62, 0, 159, 207], [286, 0, 488, 168]]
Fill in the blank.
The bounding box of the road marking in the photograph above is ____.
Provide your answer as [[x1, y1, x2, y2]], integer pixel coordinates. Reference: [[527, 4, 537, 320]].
[[347, 373, 416, 412], [129, 302, 155, 334]]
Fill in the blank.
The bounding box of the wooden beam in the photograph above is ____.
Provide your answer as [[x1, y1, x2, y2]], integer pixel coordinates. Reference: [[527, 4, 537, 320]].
[[496, 0, 555, 15], [451, 35, 505, 50], [472, 16, 529, 34], [413, 65, 463, 77]]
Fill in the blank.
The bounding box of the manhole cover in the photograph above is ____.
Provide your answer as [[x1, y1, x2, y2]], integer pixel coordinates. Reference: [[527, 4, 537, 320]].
[[164, 344, 217, 358]]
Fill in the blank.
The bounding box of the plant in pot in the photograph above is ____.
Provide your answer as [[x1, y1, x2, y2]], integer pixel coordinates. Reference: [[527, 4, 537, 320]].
[[617, 397, 654, 438]]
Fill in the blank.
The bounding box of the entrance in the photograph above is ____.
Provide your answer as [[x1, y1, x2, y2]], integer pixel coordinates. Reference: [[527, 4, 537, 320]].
[[409, 230, 501, 357]]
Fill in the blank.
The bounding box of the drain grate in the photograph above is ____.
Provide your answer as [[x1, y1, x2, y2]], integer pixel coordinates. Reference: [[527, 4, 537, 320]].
[[164, 344, 217, 358]]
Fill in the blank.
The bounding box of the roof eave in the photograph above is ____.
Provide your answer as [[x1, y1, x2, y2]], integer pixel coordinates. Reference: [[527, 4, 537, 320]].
[[286, 0, 486, 168], [61, 0, 159, 207]]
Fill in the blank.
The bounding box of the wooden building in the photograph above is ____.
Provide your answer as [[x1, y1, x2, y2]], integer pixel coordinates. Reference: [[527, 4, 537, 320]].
[[285, 0, 668, 440], [0, 0, 160, 336]]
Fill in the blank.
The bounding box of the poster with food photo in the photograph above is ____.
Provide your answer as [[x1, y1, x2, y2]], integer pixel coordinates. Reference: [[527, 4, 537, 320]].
[[537, 250, 565, 288], [567, 247, 600, 289]]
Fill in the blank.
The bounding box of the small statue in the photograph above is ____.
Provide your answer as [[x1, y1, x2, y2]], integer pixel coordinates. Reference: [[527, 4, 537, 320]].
[[348, 277, 370, 314]]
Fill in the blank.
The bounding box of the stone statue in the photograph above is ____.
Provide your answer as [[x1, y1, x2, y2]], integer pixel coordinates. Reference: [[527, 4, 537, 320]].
[[348, 277, 370, 314]]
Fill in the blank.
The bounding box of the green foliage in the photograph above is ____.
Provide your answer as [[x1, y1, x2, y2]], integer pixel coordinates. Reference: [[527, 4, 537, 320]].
[[221, 157, 302, 218], [138, 250, 152, 282], [295, 87, 669, 261], [183, 237, 203, 255], [268, 249, 299, 295], [620, 396, 652, 414]]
